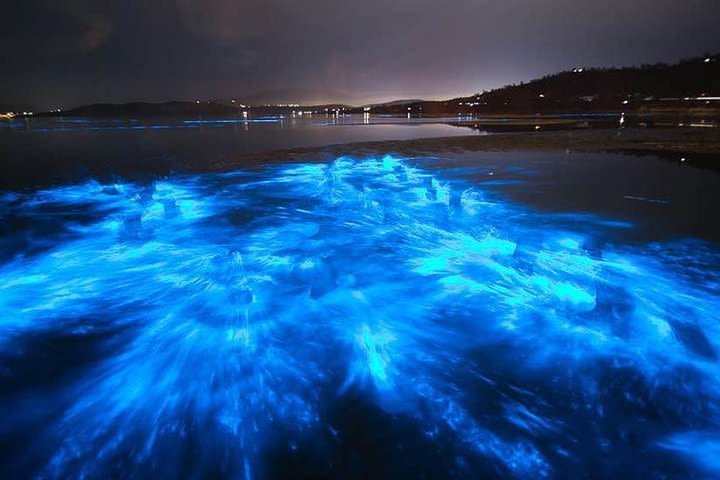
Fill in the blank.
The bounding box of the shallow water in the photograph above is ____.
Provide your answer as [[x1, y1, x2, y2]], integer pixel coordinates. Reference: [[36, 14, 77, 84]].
[[1, 153, 719, 479], [0, 115, 476, 189]]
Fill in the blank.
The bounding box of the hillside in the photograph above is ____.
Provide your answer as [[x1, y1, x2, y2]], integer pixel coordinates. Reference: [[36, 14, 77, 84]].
[[365, 54, 720, 115], [57, 101, 243, 117], [17, 53, 720, 118]]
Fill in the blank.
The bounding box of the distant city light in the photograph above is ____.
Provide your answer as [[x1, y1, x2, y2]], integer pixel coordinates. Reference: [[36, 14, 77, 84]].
[[684, 96, 720, 101]]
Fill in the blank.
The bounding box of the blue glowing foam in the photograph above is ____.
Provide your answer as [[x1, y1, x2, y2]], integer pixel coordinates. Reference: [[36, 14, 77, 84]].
[[0, 156, 719, 478]]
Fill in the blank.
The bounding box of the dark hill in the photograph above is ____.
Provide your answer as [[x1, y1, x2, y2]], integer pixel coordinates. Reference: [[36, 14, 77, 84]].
[[26, 53, 720, 118], [365, 54, 720, 115], [58, 101, 243, 117]]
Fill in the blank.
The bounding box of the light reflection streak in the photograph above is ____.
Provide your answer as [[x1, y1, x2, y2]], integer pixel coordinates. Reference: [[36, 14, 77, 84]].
[[0, 156, 719, 478]]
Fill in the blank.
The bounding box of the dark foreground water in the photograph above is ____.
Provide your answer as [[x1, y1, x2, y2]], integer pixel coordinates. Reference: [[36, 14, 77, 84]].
[[1, 146, 719, 479], [0, 115, 476, 189]]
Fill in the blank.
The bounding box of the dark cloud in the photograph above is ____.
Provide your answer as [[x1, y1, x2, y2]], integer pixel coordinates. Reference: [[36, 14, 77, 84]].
[[2, 0, 719, 109]]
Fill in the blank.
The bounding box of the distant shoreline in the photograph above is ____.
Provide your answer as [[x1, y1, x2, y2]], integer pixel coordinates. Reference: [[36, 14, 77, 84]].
[[204, 127, 720, 172], [1, 126, 717, 190]]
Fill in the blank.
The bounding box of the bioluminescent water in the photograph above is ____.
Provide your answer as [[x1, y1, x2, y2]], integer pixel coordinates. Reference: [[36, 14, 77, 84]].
[[1, 155, 719, 478]]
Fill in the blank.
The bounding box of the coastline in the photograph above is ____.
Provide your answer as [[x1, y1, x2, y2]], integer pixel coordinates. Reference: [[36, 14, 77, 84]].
[[2, 126, 718, 190], [208, 127, 720, 171]]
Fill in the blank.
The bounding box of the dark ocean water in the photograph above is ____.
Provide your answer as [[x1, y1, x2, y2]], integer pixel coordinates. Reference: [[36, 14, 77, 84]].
[[1, 120, 719, 479], [0, 115, 476, 189]]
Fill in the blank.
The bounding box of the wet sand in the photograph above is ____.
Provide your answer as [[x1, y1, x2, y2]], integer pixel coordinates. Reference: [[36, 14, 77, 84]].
[[209, 127, 720, 171]]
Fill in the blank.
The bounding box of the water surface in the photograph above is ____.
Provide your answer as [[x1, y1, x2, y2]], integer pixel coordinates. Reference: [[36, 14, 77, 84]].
[[0, 115, 476, 188], [1, 128, 719, 479]]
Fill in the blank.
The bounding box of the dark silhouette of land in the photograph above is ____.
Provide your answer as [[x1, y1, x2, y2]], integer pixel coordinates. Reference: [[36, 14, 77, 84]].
[[366, 54, 720, 115], [18, 53, 718, 119]]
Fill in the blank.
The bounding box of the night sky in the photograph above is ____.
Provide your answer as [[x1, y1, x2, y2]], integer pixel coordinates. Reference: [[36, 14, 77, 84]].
[[3, 0, 720, 109]]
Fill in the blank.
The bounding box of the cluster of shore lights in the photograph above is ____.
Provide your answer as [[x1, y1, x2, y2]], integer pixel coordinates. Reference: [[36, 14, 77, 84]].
[[3, 111, 36, 117], [684, 96, 720, 101], [324, 107, 347, 116]]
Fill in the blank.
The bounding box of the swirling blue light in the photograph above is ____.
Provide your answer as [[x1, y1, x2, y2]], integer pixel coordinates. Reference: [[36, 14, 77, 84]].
[[0, 155, 719, 478]]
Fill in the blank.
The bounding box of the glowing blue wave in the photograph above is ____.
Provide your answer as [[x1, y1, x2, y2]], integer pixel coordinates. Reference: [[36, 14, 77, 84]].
[[0, 156, 718, 478]]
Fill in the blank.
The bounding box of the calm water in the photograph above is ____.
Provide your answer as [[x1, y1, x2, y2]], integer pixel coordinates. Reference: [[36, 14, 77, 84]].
[[0, 115, 476, 189], [1, 122, 719, 479]]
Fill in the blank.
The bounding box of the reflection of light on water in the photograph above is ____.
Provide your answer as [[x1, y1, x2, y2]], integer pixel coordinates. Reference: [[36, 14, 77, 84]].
[[1, 156, 719, 478]]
